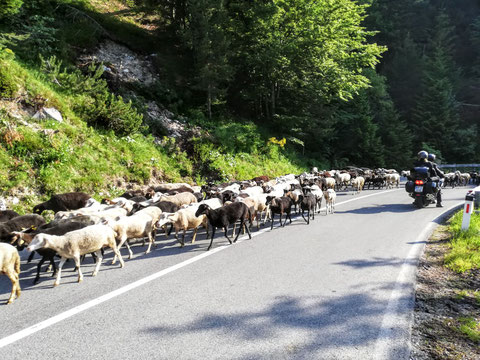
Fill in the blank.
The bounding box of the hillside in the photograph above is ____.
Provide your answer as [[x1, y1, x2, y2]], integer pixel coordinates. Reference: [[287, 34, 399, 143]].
[[1, 0, 479, 212]]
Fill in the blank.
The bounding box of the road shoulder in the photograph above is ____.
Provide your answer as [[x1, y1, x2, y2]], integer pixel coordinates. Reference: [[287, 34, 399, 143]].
[[411, 224, 480, 359]]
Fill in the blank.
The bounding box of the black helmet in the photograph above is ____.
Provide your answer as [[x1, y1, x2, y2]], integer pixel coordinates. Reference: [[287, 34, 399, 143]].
[[428, 153, 436, 162], [418, 150, 428, 159]]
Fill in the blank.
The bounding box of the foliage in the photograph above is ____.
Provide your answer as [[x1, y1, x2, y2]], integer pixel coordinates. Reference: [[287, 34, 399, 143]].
[[458, 317, 480, 343], [0, 0, 23, 18]]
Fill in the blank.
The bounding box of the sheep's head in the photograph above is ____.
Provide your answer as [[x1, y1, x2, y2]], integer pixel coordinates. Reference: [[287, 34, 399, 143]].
[[156, 213, 175, 228], [32, 204, 45, 214], [27, 234, 49, 252], [195, 204, 210, 217]]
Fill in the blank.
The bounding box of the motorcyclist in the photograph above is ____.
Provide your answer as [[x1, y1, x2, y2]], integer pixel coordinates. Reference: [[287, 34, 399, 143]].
[[428, 153, 445, 207], [411, 150, 435, 176]]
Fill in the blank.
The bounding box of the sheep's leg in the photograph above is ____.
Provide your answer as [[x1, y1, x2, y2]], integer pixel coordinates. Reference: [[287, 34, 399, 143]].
[[245, 219, 252, 239], [224, 226, 233, 245], [49, 255, 57, 277], [180, 228, 186, 247], [34, 256, 47, 284], [92, 250, 103, 277], [5, 270, 19, 304], [27, 251, 35, 263], [167, 223, 174, 236], [232, 222, 236, 238], [74, 255, 83, 283], [54, 257, 67, 287], [312, 207, 315, 221], [301, 209, 307, 224], [191, 228, 197, 244], [111, 242, 125, 268], [279, 212, 284, 227], [124, 241, 133, 260], [112, 235, 128, 264], [163, 225, 169, 238], [270, 213, 275, 230], [207, 227, 216, 251], [145, 231, 155, 254]]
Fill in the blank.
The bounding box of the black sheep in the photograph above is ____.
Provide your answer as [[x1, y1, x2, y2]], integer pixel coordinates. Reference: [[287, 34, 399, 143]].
[[195, 202, 252, 251], [33, 192, 91, 214], [266, 196, 293, 230], [0, 210, 20, 223], [0, 214, 46, 243], [298, 192, 316, 224]]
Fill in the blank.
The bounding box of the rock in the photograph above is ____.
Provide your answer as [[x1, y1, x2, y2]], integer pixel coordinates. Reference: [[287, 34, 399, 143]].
[[0, 198, 6, 211], [33, 107, 63, 122]]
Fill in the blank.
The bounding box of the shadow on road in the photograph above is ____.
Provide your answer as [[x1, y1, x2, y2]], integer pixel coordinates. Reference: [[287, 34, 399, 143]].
[[140, 293, 409, 359], [333, 256, 417, 269], [335, 203, 414, 215]]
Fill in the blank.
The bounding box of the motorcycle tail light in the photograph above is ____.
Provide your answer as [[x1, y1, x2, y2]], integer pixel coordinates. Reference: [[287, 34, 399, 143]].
[[415, 180, 424, 185]]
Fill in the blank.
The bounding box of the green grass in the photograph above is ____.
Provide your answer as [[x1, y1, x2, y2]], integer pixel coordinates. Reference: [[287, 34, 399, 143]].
[[458, 317, 480, 343], [444, 211, 480, 273]]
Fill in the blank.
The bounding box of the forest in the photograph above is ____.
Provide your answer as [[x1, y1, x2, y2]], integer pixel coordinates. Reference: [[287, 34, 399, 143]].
[[0, 0, 479, 187]]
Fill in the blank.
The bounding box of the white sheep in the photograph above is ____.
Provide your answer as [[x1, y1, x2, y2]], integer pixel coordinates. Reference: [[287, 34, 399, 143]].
[[27, 224, 124, 287], [351, 176, 365, 194], [324, 189, 336, 214], [0, 243, 21, 304], [107, 212, 156, 263], [156, 207, 209, 247]]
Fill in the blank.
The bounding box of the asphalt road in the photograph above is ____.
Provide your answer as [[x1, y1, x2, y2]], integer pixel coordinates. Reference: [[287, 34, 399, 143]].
[[0, 185, 469, 359]]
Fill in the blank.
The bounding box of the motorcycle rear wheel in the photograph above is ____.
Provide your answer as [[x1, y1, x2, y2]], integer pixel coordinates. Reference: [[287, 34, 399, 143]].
[[414, 196, 425, 208]]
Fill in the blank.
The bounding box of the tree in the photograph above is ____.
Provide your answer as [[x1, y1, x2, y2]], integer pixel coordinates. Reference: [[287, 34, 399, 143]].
[[184, 0, 232, 118], [412, 10, 461, 163]]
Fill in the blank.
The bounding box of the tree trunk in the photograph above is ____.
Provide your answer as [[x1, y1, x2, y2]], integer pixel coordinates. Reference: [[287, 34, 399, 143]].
[[271, 82, 276, 117], [207, 85, 212, 119]]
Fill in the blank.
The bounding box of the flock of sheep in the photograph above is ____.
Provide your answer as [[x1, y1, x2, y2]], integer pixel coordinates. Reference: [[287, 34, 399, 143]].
[[0, 166, 475, 305]]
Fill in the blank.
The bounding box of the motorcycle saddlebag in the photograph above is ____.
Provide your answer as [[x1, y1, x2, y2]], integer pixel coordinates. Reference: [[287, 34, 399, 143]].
[[424, 181, 435, 194], [405, 180, 414, 193]]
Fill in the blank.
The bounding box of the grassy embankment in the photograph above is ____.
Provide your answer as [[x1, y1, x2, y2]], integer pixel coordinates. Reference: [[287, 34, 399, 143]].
[[445, 211, 480, 342]]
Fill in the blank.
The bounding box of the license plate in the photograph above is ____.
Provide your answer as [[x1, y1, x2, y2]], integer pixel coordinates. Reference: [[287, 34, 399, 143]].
[[415, 186, 423, 192]]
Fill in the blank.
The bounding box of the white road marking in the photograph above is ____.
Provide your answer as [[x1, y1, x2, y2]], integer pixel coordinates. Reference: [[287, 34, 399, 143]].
[[373, 201, 464, 359], [0, 188, 401, 349]]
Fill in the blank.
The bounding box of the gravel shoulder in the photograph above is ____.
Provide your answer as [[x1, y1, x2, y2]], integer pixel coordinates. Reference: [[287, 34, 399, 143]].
[[411, 225, 480, 360]]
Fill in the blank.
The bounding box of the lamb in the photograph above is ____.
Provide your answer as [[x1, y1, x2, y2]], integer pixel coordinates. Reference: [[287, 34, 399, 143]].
[[10, 221, 89, 284], [0, 214, 46, 242], [351, 176, 365, 194], [0, 243, 21, 304], [335, 172, 351, 191], [324, 189, 336, 214], [320, 177, 336, 190], [195, 202, 252, 251], [266, 196, 294, 229], [0, 210, 20, 223], [33, 192, 91, 214], [308, 184, 324, 212], [156, 207, 209, 247], [385, 173, 400, 189], [27, 224, 124, 287]]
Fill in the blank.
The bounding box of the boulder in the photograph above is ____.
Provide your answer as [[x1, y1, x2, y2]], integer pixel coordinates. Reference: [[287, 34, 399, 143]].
[[33, 107, 63, 122]]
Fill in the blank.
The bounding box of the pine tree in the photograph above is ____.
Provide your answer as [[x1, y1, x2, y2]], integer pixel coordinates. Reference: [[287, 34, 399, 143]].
[[413, 10, 461, 162]]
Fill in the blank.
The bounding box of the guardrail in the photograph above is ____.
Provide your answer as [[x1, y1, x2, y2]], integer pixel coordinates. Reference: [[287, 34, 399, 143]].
[[439, 164, 480, 169], [461, 186, 480, 230]]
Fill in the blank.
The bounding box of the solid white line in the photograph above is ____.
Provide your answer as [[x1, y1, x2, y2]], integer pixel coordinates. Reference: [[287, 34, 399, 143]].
[[373, 201, 463, 359], [0, 188, 401, 349]]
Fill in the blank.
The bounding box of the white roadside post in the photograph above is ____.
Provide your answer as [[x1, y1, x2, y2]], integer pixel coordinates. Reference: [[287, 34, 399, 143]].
[[461, 188, 478, 230]]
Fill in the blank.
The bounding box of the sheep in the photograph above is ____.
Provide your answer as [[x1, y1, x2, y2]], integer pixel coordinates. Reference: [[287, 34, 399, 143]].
[[320, 177, 336, 190], [151, 183, 194, 193], [309, 184, 324, 212], [119, 189, 145, 199], [385, 173, 400, 189], [284, 189, 303, 214], [27, 224, 124, 287], [156, 207, 209, 247], [10, 221, 89, 284], [0, 243, 21, 304], [195, 203, 252, 251], [33, 192, 91, 214], [351, 176, 365, 194], [299, 192, 316, 224], [106, 212, 156, 263], [0, 214, 46, 243], [335, 172, 351, 191], [158, 192, 198, 207], [0, 210, 20, 223], [266, 196, 294, 229], [240, 186, 264, 198], [324, 189, 336, 214]]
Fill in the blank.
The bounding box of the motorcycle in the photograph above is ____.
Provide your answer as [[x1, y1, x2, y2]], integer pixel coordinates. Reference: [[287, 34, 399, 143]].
[[405, 167, 439, 208]]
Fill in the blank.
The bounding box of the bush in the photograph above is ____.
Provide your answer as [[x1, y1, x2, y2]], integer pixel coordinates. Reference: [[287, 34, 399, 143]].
[[0, 60, 18, 98], [0, 0, 23, 18], [213, 122, 263, 153]]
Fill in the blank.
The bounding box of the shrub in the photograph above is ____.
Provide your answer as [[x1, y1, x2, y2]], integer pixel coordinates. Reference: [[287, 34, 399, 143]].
[[0, 60, 18, 98]]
